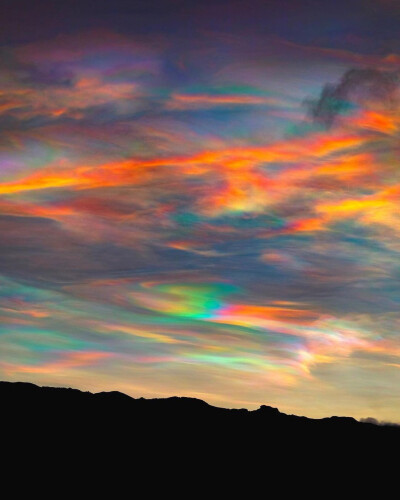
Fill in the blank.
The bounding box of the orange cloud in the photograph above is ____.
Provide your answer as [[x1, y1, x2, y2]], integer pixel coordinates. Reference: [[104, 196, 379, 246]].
[[166, 92, 284, 109], [1, 351, 111, 375]]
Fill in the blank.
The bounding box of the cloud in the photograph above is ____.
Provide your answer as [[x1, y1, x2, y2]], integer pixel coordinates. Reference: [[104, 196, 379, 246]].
[[166, 92, 285, 110], [305, 68, 400, 127], [2, 30, 400, 420], [360, 417, 400, 427]]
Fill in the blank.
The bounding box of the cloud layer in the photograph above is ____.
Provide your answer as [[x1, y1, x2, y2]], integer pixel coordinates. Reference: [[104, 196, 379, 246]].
[[1, 26, 400, 421]]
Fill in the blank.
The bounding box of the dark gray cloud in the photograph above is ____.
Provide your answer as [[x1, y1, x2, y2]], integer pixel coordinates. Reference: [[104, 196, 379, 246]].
[[306, 68, 400, 127], [360, 417, 400, 427]]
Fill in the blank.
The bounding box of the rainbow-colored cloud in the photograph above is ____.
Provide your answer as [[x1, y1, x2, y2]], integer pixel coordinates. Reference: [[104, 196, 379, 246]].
[[2, 22, 400, 421]]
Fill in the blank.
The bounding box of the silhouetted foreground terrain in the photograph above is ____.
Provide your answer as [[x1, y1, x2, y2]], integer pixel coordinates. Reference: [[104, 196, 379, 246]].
[[3, 380, 400, 485], [2, 381, 399, 442], [0, 382, 400, 490]]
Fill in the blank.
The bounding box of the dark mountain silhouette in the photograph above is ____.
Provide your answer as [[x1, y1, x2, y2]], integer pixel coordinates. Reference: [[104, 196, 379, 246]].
[[2, 380, 399, 484], [2, 380, 399, 439]]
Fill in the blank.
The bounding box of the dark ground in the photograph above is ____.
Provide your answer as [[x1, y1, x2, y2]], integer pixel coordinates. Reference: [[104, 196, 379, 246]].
[[2, 380, 398, 488], [2, 380, 398, 439]]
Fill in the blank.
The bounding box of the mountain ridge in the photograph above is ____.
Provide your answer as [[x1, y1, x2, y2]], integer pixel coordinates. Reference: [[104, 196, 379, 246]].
[[3, 378, 400, 476], [1, 379, 397, 428]]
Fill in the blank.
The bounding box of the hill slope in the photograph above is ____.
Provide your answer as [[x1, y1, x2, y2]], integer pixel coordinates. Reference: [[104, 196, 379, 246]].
[[2, 380, 398, 439], [3, 380, 400, 482]]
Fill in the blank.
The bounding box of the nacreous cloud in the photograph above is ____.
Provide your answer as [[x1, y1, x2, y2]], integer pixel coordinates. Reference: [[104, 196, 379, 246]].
[[1, 30, 400, 421]]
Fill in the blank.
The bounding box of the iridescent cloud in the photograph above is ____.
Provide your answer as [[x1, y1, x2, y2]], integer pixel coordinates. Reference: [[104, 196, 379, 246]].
[[2, 18, 400, 421]]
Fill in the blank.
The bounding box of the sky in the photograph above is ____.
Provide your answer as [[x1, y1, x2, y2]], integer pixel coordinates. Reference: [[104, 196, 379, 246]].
[[1, 0, 400, 421]]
